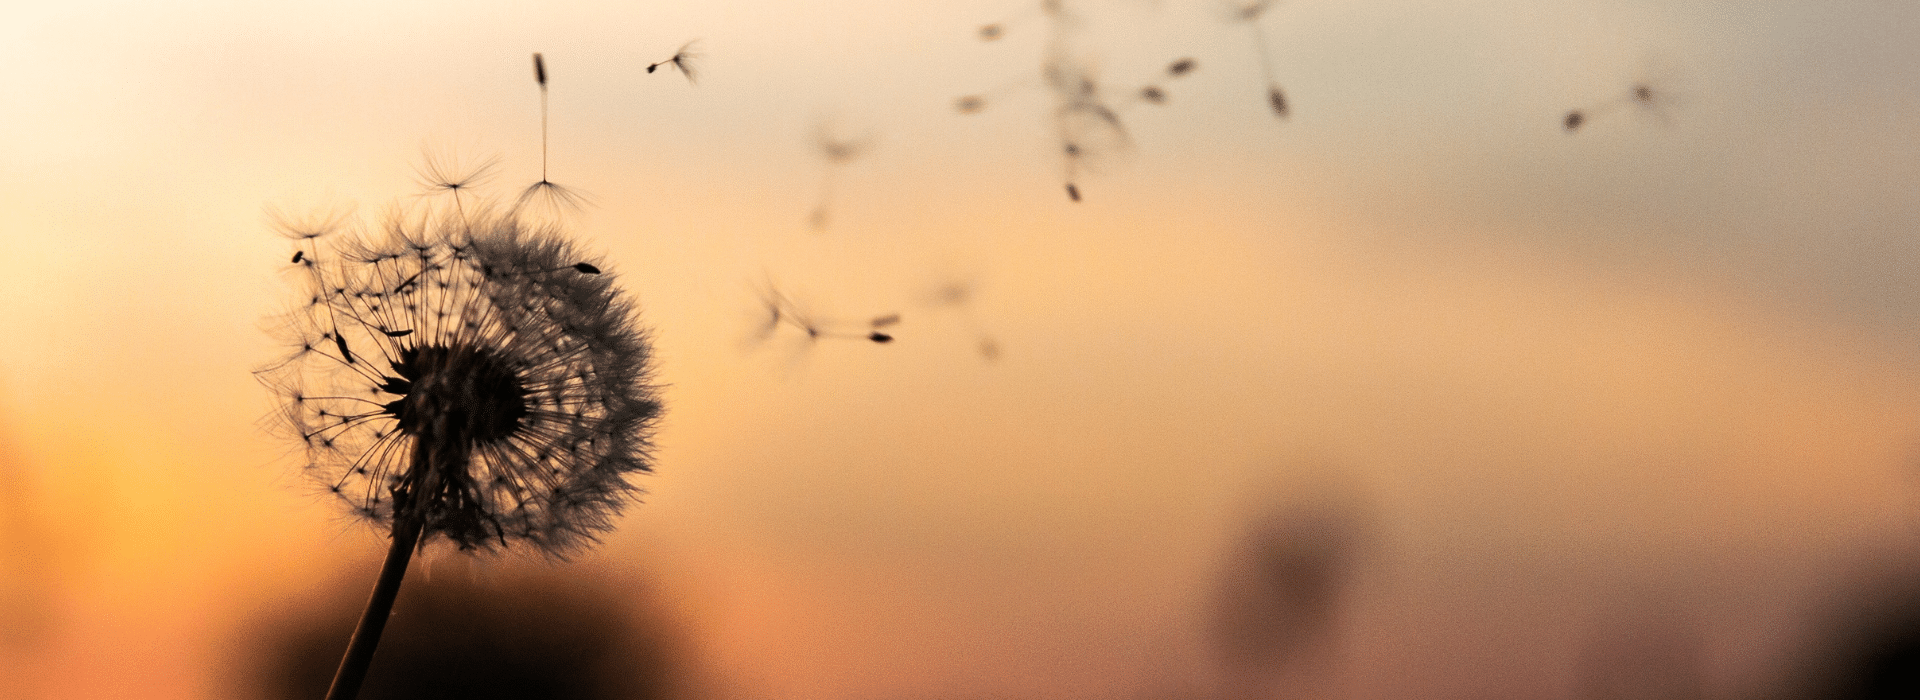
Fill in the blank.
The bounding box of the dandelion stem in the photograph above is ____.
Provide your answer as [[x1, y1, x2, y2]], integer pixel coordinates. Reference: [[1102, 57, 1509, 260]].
[[324, 504, 425, 700]]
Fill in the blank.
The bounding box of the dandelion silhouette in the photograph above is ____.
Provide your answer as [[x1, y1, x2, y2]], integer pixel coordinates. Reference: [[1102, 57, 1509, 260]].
[[260, 178, 660, 699], [518, 53, 593, 221], [646, 41, 701, 85], [806, 122, 876, 231], [1224, 0, 1290, 119]]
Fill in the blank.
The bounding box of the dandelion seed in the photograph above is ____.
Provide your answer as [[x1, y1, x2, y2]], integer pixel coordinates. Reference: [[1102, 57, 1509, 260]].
[[808, 121, 875, 231], [978, 337, 1001, 362], [746, 279, 897, 350], [572, 262, 600, 274], [1563, 63, 1685, 134], [292, 251, 305, 264], [1225, 0, 1292, 120], [1140, 86, 1166, 104], [1066, 182, 1081, 201], [979, 24, 1004, 41], [1169, 57, 1197, 76], [647, 41, 701, 84], [955, 95, 987, 114], [517, 53, 592, 221]]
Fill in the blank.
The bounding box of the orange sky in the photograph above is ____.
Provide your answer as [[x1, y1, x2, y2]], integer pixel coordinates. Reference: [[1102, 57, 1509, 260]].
[[5, 1, 1920, 699]]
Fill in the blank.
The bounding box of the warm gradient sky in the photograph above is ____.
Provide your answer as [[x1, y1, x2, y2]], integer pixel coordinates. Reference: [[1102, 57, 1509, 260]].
[[5, 1, 1920, 698]]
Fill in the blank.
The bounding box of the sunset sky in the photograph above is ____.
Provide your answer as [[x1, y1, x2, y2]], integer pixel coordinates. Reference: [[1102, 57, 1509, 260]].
[[5, 1, 1920, 698]]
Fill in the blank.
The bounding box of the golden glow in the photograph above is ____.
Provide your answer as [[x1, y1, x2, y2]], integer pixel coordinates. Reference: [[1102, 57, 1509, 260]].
[[5, 1, 1920, 698]]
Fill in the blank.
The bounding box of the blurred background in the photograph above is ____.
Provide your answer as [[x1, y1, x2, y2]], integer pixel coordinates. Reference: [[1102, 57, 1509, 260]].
[[5, 0, 1920, 697]]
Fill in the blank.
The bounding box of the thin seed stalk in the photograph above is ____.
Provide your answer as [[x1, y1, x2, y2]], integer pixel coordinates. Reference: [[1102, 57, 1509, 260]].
[[324, 511, 423, 700], [324, 439, 442, 700]]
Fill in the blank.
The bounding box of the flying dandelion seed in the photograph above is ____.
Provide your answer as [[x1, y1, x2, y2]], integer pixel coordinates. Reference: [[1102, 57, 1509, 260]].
[[1168, 57, 1197, 76], [746, 279, 898, 351], [1562, 83, 1675, 132], [807, 122, 876, 231], [1040, 49, 1133, 202], [1224, 0, 1291, 120], [260, 190, 659, 699], [517, 53, 592, 221], [1266, 84, 1289, 118], [1562, 60, 1686, 133], [646, 41, 701, 84], [923, 277, 1002, 363], [979, 24, 1004, 41]]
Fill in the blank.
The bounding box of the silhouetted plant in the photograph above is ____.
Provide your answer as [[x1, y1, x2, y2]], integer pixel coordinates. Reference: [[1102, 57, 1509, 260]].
[[259, 159, 661, 698], [244, 566, 686, 700]]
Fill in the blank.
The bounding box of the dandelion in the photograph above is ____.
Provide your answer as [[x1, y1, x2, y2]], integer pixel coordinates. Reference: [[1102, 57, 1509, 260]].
[[646, 41, 701, 84], [260, 195, 660, 699]]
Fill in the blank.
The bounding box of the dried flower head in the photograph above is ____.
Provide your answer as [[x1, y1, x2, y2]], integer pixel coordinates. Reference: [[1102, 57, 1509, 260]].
[[260, 205, 660, 555]]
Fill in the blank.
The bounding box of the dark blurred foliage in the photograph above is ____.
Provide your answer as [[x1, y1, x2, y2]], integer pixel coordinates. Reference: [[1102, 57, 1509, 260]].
[[1794, 569, 1920, 700], [1573, 597, 1705, 700], [1209, 495, 1369, 673], [237, 563, 688, 700]]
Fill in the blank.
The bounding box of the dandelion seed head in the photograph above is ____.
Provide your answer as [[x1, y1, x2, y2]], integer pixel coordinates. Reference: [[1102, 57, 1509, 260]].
[[260, 205, 660, 555]]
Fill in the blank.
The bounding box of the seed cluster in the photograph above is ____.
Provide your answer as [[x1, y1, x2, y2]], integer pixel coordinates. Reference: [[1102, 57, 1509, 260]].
[[261, 211, 659, 554]]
